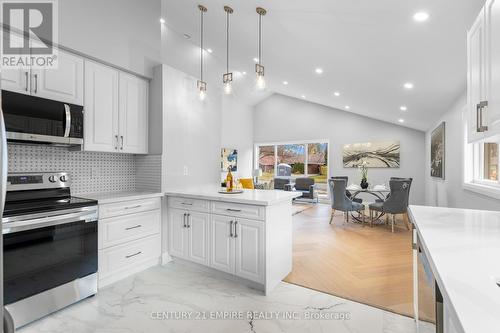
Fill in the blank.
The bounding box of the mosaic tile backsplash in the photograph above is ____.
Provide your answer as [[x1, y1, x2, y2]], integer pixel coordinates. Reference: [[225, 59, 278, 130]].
[[7, 144, 161, 194]]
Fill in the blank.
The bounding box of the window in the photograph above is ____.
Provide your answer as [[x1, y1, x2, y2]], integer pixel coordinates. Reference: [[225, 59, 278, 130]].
[[307, 143, 328, 184], [277, 144, 306, 175], [258, 145, 275, 181], [464, 138, 500, 199], [484, 143, 498, 181]]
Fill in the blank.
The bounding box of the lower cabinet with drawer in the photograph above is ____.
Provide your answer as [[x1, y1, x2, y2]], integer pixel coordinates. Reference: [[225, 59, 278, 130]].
[[98, 197, 162, 287]]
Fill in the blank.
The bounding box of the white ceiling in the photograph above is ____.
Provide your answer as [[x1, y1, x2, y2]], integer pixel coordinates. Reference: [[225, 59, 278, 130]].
[[163, 0, 484, 131]]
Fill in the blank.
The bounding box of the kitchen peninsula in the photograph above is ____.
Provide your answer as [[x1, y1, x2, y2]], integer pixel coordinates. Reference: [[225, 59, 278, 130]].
[[165, 188, 301, 294]]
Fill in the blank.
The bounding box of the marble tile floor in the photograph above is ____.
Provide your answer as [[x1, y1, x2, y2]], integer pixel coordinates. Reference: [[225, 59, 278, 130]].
[[19, 261, 433, 333]]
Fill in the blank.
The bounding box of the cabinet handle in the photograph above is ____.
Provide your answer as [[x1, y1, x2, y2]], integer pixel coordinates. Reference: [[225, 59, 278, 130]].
[[33, 74, 38, 94], [120, 135, 124, 150], [477, 101, 489, 132], [126, 251, 142, 259], [124, 205, 141, 210], [125, 224, 142, 230], [183, 213, 187, 228], [181, 202, 193, 206], [186, 213, 191, 228], [115, 135, 118, 149], [229, 220, 234, 237], [25, 72, 29, 91], [226, 208, 242, 212], [234, 221, 238, 238]]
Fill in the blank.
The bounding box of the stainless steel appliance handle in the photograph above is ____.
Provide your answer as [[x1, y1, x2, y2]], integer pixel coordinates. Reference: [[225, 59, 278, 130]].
[[0, 110, 7, 221], [2, 211, 98, 234], [229, 220, 234, 237], [64, 104, 71, 137], [234, 221, 238, 238], [4, 307, 15, 333]]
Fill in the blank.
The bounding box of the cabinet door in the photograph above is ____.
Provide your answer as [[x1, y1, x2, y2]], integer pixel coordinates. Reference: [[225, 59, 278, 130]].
[[467, 8, 487, 143], [84, 60, 119, 152], [1, 67, 30, 95], [485, 0, 500, 138], [168, 208, 188, 259], [118, 72, 148, 154], [186, 212, 209, 266], [210, 215, 234, 274], [32, 50, 84, 105], [234, 218, 264, 283]]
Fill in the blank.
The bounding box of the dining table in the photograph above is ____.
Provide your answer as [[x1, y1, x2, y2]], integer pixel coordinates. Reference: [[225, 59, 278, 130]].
[[346, 185, 391, 223]]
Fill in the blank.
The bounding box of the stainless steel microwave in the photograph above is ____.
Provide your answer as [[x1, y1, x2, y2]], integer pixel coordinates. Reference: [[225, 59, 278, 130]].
[[1, 90, 84, 146]]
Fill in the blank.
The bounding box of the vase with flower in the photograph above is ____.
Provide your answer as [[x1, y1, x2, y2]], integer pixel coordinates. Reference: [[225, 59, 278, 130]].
[[359, 162, 369, 189]]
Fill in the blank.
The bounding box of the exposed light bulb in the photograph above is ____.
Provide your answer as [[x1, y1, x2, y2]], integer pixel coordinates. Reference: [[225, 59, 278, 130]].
[[224, 82, 232, 95], [199, 89, 206, 101], [256, 74, 266, 90]]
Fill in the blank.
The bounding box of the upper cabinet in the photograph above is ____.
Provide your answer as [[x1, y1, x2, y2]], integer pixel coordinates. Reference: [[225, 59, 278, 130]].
[[1, 49, 83, 105], [84, 60, 149, 154], [467, 0, 500, 143]]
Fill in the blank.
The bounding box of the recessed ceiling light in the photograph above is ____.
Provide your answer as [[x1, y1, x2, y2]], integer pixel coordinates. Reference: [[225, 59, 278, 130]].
[[315, 68, 323, 74], [404, 82, 414, 89], [301, 95, 306, 99], [283, 81, 288, 85], [345, 105, 350, 110], [334, 91, 340, 97], [206, 48, 213, 53], [242, 71, 247, 75], [183, 33, 191, 39], [398, 118, 405, 123], [413, 11, 430, 22], [253, 57, 259, 63], [160, 18, 166, 24], [400, 106, 408, 111]]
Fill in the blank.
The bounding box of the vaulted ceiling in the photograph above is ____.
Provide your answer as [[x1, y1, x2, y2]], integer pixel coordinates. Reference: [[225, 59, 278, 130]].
[[162, 0, 484, 131]]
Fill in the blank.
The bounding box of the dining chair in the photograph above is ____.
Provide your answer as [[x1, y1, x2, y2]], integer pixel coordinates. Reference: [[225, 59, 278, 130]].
[[328, 178, 365, 225], [368, 179, 412, 232], [330, 176, 363, 204]]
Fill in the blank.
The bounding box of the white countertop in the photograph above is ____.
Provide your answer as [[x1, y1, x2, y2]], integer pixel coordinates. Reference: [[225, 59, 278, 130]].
[[409, 205, 500, 333], [165, 187, 302, 206], [76, 190, 163, 204]]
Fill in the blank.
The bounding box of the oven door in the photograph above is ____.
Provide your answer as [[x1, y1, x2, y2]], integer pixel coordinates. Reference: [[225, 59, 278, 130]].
[[2, 90, 84, 146], [2, 207, 97, 305]]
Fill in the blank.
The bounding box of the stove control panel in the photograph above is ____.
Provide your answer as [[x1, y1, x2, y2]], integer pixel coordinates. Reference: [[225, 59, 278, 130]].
[[7, 172, 71, 191]]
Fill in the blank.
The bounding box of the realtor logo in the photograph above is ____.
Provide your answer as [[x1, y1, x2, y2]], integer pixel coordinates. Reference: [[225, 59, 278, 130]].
[[1, 0, 58, 68]]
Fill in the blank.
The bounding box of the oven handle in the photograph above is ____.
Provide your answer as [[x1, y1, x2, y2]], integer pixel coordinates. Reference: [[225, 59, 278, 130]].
[[2, 211, 98, 234], [64, 104, 71, 138]]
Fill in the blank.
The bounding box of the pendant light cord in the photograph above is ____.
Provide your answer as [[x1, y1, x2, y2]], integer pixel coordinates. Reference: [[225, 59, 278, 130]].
[[200, 9, 204, 82], [226, 11, 229, 73], [258, 13, 262, 65]]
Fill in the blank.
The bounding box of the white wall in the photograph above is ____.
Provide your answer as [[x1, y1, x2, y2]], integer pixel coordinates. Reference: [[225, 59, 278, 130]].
[[254, 94, 426, 204], [221, 96, 254, 180], [425, 93, 500, 211], [161, 65, 222, 190], [59, 0, 161, 77]]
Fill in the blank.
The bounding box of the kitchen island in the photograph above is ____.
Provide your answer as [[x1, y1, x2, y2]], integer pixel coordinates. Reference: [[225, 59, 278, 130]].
[[409, 205, 500, 333], [165, 188, 301, 294]]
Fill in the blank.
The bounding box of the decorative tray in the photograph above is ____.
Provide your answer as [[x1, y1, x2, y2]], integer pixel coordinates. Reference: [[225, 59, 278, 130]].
[[218, 190, 244, 194]]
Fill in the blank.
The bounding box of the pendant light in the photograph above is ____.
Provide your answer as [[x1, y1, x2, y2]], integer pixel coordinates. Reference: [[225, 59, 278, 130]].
[[197, 5, 208, 100], [223, 6, 233, 94], [255, 7, 267, 90]]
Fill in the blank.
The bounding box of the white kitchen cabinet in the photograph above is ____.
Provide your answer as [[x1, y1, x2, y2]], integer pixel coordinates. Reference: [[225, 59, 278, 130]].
[[485, 0, 500, 138], [84, 60, 120, 152], [168, 208, 209, 265], [210, 214, 234, 274], [118, 72, 148, 153], [84, 61, 148, 154], [234, 218, 264, 283], [32, 50, 84, 105], [467, 7, 487, 143], [1, 67, 30, 95]]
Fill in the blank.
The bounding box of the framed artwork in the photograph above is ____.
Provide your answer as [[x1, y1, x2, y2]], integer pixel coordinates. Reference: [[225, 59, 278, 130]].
[[221, 148, 238, 172], [343, 141, 400, 168], [430, 122, 445, 179]]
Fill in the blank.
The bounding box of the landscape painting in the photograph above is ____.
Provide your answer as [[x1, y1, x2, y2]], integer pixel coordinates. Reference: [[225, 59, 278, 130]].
[[430, 122, 445, 179], [343, 141, 400, 168], [221, 148, 238, 172]]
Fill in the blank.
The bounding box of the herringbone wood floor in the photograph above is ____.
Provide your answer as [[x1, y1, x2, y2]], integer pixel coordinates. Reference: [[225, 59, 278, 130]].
[[284, 204, 414, 317]]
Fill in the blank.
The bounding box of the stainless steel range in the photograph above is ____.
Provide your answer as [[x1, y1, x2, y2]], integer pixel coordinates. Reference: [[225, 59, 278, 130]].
[[2, 172, 98, 329]]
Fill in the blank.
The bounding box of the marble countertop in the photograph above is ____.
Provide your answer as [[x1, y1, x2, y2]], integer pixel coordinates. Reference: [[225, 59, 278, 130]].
[[165, 187, 302, 206], [409, 205, 500, 333], [76, 190, 163, 204]]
